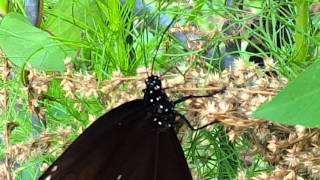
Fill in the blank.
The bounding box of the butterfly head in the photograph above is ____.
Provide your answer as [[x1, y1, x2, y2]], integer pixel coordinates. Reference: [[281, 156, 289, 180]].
[[145, 75, 161, 89], [144, 75, 165, 103]]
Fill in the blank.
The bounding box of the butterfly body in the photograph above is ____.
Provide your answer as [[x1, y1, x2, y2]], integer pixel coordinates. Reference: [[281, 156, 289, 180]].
[[143, 75, 176, 129], [39, 75, 193, 180]]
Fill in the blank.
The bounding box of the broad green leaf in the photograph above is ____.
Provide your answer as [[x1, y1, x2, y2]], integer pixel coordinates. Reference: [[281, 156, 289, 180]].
[[43, 0, 101, 43], [43, 0, 82, 42], [0, 12, 75, 71], [252, 61, 320, 127]]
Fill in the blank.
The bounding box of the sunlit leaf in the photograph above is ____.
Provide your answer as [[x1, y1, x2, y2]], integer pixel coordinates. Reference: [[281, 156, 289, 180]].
[[252, 61, 320, 127]]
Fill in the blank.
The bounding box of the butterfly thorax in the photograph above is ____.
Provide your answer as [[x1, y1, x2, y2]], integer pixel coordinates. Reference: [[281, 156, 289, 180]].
[[143, 75, 175, 129]]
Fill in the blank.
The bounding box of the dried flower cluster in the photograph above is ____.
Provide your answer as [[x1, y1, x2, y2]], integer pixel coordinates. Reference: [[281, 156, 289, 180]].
[[0, 51, 11, 115], [0, 164, 8, 180], [1, 126, 72, 179], [60, 57, 98, 98], [26, 68, 50, 95], [22, 66, 51, 127], [172, 58, 319, 180], [173, 59, 280, 127], [253, 168, 305, 180], [99, 69, 145, 109], [0, 51, 11, 81], [250, 125, 320, 180]]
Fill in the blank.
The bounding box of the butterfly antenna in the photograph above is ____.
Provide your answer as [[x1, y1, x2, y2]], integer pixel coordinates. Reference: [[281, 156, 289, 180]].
[[143, 22, 150, 76], [140, 13, 150, 77], [151, 16, 178, 74]]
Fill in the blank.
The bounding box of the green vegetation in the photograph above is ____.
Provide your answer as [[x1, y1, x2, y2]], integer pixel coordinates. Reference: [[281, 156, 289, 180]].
[[0, 0, 320, 179]]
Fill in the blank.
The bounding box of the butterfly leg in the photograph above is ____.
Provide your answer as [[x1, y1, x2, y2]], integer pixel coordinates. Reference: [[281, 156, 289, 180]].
[[173, 87, 225, 130], [175, 113, 218, 131], [173, 87, 225, 105]]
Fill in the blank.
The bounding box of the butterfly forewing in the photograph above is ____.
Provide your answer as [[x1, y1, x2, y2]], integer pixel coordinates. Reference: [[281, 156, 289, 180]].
[[39, 100, 145, 179]]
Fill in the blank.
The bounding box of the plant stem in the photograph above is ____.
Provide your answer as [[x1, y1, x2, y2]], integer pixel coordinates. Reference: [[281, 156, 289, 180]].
[[0, 0, 8, 16], [294, 0, 310, 62]]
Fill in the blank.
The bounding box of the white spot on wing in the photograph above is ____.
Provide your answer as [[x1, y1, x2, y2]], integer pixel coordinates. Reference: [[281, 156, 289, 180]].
[[44, 175, 52, 180], [51, 165, 58, 172], [117, 174, 123, 180]]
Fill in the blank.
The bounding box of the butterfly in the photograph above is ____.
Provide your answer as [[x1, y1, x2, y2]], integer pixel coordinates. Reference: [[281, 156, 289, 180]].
[[38, 11, 225, 180], [39, 74, 224, 180]]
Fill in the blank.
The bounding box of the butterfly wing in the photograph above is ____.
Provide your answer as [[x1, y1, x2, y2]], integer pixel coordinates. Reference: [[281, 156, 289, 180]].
[[156, 128, 193, 180], [39, 100, 150, 180], [39, 99, 192, 180], [101, 127, 193, 180]]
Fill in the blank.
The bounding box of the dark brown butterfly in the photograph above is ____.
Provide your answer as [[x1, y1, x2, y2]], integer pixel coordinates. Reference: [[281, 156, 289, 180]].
[[38, 74, 224, 180], [39, 10, 225, 179]]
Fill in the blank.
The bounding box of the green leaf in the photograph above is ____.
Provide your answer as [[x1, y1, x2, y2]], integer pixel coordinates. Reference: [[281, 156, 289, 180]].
[[43, 0, 82, 42], [252, 61, 320, 128], [0, 12, 75, 71], [43, 0, 102, 42]]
